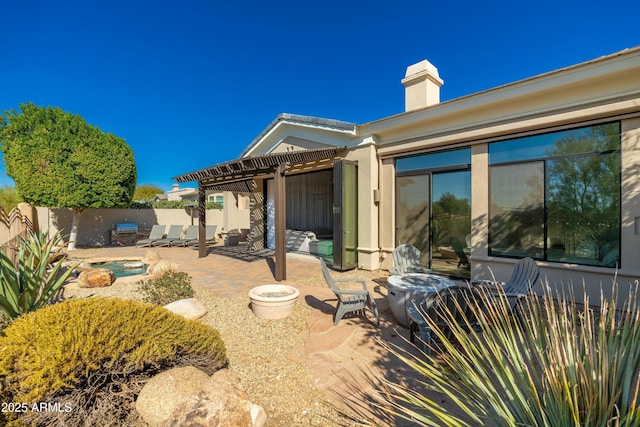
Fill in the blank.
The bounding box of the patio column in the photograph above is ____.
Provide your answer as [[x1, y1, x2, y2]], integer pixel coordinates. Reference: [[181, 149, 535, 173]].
[[198, 183, 206, 258], [274, 162, 288, 281]]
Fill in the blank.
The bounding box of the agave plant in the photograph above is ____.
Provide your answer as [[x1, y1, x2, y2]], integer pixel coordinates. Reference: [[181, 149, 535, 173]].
[[0, 231, 76, 320], [379, 280, 640, 426]]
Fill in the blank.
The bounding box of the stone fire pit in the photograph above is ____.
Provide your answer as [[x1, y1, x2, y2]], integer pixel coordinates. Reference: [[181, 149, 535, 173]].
[[248, 284, 300, 320]]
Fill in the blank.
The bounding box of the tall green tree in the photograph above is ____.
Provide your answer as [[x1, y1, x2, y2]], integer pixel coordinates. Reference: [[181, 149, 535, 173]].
[[0, 186, 21, 212], [0, 103, 136, 250], [134, 184, 164, 201]]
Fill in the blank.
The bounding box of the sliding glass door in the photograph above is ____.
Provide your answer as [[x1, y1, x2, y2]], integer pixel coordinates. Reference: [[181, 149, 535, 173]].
[[395, 149, 471, 278]]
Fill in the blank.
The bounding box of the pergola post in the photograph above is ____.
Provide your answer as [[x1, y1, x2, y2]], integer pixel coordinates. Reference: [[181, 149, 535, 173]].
[[198, 183, 206, 258], [274, 162, 288, 281]]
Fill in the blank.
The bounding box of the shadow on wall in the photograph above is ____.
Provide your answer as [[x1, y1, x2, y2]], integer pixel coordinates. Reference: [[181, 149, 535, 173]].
[[37, 207, 240, 247], [45, 208, 160, 247]]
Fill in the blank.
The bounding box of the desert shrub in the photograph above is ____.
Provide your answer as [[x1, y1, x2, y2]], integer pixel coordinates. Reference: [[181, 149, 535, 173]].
[[377, 282, 640, 426], [0, 298, 226, 426], [138, 270, 194, 305], [0, 230, 76, 320]]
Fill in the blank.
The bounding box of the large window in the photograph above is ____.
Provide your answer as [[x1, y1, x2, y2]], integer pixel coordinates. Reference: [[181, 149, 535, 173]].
[[489, 122, 620, 267]]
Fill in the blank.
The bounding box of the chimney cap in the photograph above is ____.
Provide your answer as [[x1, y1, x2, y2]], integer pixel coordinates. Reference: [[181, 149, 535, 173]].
[[402, 59, 444, 87]]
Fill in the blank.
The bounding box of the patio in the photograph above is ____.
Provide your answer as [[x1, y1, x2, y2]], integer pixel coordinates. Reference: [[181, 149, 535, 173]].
[[63, 243, 468, 425]]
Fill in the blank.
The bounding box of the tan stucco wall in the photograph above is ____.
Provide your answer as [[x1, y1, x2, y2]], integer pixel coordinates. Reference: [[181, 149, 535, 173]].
[[469, 143, 489, 273], [344, 140, 380, 269], [378, 158, 396, 270], [34, 206, 249, 247]]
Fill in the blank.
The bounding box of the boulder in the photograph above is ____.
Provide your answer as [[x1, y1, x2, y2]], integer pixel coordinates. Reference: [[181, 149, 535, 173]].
[[163, 298, 207, 320], [136, 366, 210, 426], [77, 268, 116, 288], [136, 367, 266, 427]]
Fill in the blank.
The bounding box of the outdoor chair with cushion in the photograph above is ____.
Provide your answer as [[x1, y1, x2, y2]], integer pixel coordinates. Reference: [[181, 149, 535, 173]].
[[188, 225, 218, 248], [389, 244, 432, 275], [471, 257, 540, 321], [408, 286, 475, 355], [135, 225, 166, 248], [319, 258, 379, 326], [170, 225, 199, 247], [153, 225, 184, 247]]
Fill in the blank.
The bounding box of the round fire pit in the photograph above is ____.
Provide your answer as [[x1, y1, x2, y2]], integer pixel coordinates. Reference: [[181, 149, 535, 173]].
[[248, 284, 300, 320]]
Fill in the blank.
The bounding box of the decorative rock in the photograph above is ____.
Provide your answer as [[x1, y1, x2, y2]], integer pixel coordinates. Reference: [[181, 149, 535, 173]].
[[136, 367, 266, 427], [163, 298, 207, 320], [136, 366, 210, 426], [77, 268, 116, 288]]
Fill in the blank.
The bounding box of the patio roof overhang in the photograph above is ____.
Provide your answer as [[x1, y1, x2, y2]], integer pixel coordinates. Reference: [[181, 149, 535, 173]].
[[173, 146, 347, 191], [172, 146, 347, 280]]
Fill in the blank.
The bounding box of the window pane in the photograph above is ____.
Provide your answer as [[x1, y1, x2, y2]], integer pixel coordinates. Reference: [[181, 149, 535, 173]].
[[396, 174, 430, 264], [397, 148, 471, 172], [547, 153, 620, 266], [489, 162, 544, 258], [489, 122, 620, 164]]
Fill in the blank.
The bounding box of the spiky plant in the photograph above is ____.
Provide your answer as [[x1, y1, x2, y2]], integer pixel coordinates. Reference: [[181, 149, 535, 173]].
[[379, 280, 640, 426], [0, 231, 76, 319]]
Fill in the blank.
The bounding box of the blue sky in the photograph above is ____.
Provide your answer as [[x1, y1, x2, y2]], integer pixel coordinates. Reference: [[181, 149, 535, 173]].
[[1, 0, 638, 193]]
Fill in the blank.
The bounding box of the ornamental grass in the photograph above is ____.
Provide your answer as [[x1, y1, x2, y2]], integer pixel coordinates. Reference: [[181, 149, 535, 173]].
[[379, 279, 640, 426]]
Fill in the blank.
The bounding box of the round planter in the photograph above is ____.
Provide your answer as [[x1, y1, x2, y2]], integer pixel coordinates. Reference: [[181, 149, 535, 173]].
[[248, 284, 300, 320]]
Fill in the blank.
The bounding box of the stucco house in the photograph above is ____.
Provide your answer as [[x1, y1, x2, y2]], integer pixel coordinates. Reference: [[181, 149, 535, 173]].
[[175, 46, 640, 301]]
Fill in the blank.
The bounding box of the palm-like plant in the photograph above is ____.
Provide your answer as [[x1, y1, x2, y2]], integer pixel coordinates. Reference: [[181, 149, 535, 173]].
[[380, 281, 640, 426], [0, 231, 76, 319]]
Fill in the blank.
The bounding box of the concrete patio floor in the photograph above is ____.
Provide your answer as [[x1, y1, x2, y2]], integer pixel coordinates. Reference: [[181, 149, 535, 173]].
[[67, 243, 464, 425]]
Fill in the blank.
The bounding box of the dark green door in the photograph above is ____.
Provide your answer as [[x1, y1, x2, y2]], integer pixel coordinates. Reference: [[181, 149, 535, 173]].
[[333, 160, 358, 270]]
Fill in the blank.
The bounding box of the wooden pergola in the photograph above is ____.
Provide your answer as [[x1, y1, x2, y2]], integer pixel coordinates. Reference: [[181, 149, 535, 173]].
[[173, 147, 345, 281]]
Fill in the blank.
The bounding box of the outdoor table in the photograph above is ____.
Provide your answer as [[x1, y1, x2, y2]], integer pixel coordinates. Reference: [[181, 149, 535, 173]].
[[387, 273, 456, 327]]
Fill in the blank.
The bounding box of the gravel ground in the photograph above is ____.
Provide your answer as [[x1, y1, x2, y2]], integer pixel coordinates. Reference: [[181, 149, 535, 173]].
[[60, 274, 366, 426]]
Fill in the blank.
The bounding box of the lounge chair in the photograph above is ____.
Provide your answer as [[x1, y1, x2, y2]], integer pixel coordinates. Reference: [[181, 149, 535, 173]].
[[472, 257, 539, 321], [188, 225, 218, 248], [135, 225, 166, 248], [170, 225, 199, 247], [152, 225, 184, 247], [389, 244, 431, 275], [319, 258, 379, 326]]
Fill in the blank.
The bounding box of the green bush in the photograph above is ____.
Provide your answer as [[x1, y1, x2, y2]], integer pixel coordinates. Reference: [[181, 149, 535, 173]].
[[379, 282, 640, 426], [0, 231, 76, 320], [0, 298, 226, 425], [138, 270, 194, 305]]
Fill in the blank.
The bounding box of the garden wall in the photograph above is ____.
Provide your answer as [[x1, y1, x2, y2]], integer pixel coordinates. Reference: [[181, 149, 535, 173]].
[[34, 206, 250, 247]]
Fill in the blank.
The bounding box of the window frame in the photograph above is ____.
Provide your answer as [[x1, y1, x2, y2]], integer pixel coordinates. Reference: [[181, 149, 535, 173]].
[[488, 122, 621, 268]]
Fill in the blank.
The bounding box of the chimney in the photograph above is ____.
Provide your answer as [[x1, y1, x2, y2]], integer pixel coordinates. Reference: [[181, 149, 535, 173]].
[[401, 59, 444, 112]]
